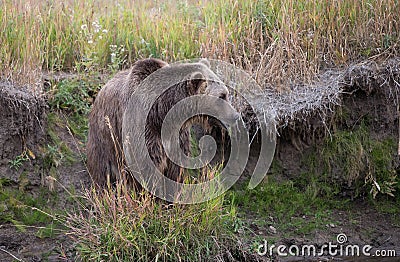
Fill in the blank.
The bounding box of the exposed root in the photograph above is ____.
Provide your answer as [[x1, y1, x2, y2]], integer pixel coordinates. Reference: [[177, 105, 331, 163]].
[[235, 57, 400, 142]]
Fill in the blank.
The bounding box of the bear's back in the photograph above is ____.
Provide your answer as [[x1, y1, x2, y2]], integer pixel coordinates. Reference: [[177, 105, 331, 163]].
[[87, 58, 168, 187]]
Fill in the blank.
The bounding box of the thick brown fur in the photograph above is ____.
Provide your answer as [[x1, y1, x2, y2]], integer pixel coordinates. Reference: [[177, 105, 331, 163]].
[[87, 58, 235, 188], [87, 58, 168, 187]]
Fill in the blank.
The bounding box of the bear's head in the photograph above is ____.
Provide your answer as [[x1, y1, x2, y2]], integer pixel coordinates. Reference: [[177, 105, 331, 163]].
[[144, 59, 240, 131], [182, 59, 239, 127]]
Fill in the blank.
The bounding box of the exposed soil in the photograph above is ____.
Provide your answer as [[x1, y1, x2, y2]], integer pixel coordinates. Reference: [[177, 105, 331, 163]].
[[240, 199, 400, 262], [0, 224, 75, 262], [0, 82, 47, 186], [274, 82, 399, 193], [0, 81, 89, 261]]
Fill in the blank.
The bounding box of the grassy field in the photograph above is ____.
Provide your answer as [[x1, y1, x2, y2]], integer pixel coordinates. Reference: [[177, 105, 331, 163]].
[[1, 0, 399, 87], [1, 0, 400, 261]]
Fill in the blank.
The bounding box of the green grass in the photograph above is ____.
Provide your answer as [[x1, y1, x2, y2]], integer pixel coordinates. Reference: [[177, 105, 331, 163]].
[[65, 184, 243, 261], [230, 178, 344, 236], [1, 0, 399, 87], [0, 180, 59, 237], [319, 122, 398, 198]]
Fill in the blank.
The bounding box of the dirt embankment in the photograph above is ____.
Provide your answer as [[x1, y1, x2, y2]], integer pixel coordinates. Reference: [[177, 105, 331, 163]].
[[247, 58, 400, 192], [0, 82, 47, 185], [242, 59, 400, 261], [0, 59, 399, 261], [1, 59, 399, 197]]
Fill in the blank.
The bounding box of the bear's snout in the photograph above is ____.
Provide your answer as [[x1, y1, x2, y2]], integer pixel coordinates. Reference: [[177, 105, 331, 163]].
[[233, 112, 240, 121], [219, 110, 240, 128], [225, 111, 240, 126]]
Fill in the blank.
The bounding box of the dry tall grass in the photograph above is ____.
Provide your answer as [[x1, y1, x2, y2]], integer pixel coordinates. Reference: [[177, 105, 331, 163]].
[[1, 0, 399, 89]]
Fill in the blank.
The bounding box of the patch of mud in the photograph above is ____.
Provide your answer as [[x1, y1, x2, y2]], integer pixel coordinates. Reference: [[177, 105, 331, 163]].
[[0, 224, 76, 262], [242, 200, 400, 262]]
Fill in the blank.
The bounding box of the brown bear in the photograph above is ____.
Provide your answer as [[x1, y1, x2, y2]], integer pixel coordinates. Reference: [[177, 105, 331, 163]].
[[87, 58, 238, 188]]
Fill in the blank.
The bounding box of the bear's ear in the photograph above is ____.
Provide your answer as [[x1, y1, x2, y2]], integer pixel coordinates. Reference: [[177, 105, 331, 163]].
[[199, 58, 210, 68], [188, 71, 207, 94]]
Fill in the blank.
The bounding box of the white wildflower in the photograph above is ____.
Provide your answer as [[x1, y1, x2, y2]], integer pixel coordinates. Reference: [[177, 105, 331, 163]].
[[111, 53, 116, 64], [92, 20, 102, 33], [81, 24, 88, 30]]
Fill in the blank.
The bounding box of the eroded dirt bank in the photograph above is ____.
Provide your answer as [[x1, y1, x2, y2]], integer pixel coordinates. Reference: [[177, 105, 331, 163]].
[[1, 59, 399, 261]]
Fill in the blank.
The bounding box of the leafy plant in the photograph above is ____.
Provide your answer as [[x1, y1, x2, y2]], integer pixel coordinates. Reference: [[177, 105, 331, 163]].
[[8, 151, 30, 170]]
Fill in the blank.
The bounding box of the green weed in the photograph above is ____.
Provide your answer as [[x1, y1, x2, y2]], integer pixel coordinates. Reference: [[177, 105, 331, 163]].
[[8, 151, 30, 170], [48, 73, 105, 140]]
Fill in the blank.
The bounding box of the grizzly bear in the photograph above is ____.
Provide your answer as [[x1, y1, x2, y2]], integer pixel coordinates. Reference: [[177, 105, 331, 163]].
[[87, 58, 238, 188]]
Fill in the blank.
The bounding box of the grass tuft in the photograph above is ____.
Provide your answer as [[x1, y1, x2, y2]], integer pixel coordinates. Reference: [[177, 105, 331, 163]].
[[65, 183, 243, 261]]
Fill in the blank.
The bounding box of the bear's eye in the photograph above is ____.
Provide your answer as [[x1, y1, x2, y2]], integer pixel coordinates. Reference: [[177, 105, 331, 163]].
[[219, 94, 227, 100]]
